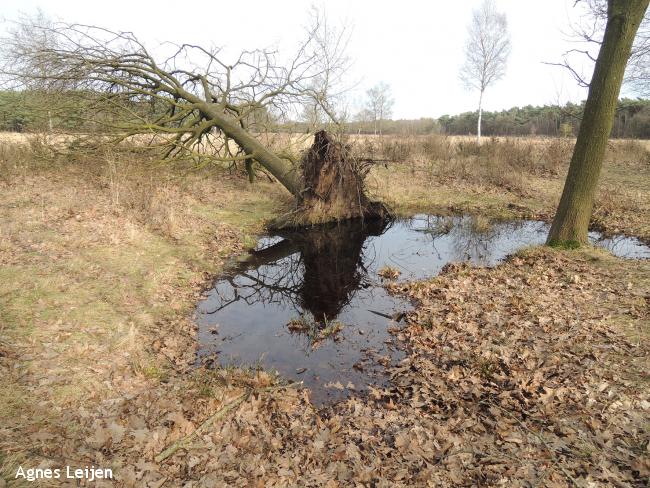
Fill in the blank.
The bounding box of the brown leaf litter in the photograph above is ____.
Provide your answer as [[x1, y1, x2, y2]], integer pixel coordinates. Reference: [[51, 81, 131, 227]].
[[4, 247, 646, 487], [1, 162, 649, 486]]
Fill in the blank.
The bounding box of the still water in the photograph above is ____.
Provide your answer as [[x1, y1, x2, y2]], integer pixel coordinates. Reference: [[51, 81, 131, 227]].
[[196, 215, 649, 404]]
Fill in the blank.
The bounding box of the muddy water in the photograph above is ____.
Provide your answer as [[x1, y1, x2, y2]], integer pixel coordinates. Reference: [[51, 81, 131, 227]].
[[196, 215, 650, 405]]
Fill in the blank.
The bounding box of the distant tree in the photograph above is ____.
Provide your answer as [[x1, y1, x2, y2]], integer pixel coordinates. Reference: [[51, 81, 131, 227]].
[[363, 82, 394, 135], [559, 122, 574, 137], [460, 0, 511, 143], [547, 0, 649, 247], [4, 10, 62, 132], [344, 115, 437, 135], [0, 91, 31, 131], [300, 101, 327, 131]]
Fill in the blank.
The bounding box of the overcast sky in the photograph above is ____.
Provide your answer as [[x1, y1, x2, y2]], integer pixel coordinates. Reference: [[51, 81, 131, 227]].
[[1, 0, 605, 119]]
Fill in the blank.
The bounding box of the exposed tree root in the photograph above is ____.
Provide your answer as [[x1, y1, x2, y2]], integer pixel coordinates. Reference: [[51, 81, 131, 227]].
[[272, 130, 391, 229]]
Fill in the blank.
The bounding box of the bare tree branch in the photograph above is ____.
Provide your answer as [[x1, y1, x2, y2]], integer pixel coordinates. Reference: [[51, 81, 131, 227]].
[[0, 9, 354, 194], [552, 0, 650, 94]]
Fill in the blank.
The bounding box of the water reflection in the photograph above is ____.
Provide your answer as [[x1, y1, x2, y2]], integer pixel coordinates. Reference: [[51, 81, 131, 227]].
[[196, 215, 649, 405], [204, 219, 388, 322]]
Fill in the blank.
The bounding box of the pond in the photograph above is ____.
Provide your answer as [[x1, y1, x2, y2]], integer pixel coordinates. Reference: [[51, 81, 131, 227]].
[[196, 215, 650, 405]]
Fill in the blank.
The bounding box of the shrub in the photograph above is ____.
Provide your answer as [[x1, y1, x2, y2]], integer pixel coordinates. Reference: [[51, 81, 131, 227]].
[[380, 137, 414, 162]]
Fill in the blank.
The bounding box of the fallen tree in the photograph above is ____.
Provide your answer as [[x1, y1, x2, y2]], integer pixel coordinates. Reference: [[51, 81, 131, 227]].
[[283, 130, 390, 226], [1, 13, 390, 226]]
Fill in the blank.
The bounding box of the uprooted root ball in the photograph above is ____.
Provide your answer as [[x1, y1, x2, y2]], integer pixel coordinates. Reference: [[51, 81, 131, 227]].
[[274, 130, 391, 228]]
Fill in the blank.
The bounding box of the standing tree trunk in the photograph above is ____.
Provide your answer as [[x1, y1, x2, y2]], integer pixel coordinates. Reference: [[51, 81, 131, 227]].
[[547, 0, 649, 246], [477, 89, 484, 144], [245, 158, 256, 183]]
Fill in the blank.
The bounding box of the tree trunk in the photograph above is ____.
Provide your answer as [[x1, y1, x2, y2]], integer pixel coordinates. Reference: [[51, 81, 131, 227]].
[[547, 0, 648, 246], [245, 158, 256, 184], [198, 101, 303, 196], [477, 89, 484, 144]]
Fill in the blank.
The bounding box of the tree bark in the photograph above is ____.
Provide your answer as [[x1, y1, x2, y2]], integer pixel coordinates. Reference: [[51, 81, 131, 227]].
[[196, 101, 303, 196], [547, 0, 649, 246], [477, 89, 484, 144]]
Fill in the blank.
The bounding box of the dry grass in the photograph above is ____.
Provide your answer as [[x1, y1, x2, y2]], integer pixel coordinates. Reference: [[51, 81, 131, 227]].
[[367, 135, 650, 240], [0, 132, 648, 485], [0, 137, 290, 482]]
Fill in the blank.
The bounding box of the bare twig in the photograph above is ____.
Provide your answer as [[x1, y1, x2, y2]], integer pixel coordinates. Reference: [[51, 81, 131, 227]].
[[155, 383, 302, 463]]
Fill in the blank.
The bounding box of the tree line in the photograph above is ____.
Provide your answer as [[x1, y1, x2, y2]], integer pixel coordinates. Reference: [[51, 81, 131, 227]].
[[438, 99, 650, 139], [3, 89, 648, 140]]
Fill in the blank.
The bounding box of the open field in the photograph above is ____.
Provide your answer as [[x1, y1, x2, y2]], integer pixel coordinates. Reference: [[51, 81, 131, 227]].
[[1, 133, 649, 486], [367, 135, 650, 241]]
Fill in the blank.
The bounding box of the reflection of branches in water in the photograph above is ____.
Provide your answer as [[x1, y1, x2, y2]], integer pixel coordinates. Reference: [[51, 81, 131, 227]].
[[412, 215, 453, 237], [593, 234, 650, 259], [358, 238, 380, 281], [415, 216, 545, 264], [204, 252, 304, 315], [203, 218, 390, 322], [596, 234, 630, 254], [411, 215, 454, 261], [450, 218, 499, 262]]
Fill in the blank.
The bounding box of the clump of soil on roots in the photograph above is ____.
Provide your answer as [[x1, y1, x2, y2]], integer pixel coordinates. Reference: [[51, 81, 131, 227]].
[[274, 130, 391, 228]]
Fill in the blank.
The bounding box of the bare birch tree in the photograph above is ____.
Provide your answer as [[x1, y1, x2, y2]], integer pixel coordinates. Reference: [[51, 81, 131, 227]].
[[364, 82, 394, 135], [460, 0, 511, 143]]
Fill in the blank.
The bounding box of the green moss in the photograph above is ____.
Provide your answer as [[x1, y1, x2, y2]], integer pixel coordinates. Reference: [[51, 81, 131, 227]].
[[547, 239, 581, 250], [138, 363, 166, 381]]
